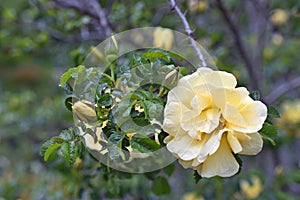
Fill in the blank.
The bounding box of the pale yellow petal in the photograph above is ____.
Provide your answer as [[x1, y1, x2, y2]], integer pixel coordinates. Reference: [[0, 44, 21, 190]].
[[178, 159, 194, 169], [238, 132, 263, 155], [209, 87, 226, 109], [223, 104, 246, 127], [163, 102, 184, 135], [200, 135, 239, 178], [227, 131, 243, 154], [196, 67, 213, 75], [238, 100, 268, 132], [197, 128, 225, 163], [226, 87, 249, 106], [178, 67, 212, 92], [167, 85, 194, 108], [203, 70, 237, 88], [166, 135, 201, 160], [198, 108, 221, 133]]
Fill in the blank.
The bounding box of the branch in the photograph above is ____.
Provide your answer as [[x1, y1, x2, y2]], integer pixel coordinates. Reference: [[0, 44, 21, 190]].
[[53, 0, 111, 37], [265, 76, 300, 104], [169, 0, 208, 68], [215, 0, 261, 91]]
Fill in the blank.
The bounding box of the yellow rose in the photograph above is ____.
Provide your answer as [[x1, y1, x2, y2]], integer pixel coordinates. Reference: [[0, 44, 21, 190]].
[[163, 67, 267, 177]]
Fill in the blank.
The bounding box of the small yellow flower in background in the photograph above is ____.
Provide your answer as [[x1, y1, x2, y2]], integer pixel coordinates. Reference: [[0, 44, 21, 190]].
[[271, 9, 289, 26], [277, 100, 300, 137], [275, 165, 284, 176], [281, 100, 300, 124], [272, 33, 284, 46], [163, 67, 267, 177], [188, 0, 208, 13], [72, 100, 97, 124], [262, 48, 274, 60], [182, 192, 205, 200], [153, 27, 174, 50], [240, 176, 263, 199]]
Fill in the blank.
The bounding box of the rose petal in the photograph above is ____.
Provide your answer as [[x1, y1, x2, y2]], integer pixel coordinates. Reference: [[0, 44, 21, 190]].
[[167, 134, 201, 160], [167, 86, 194, 108], [178, 159, 193, 169], [227, 131, 243, 154], [203, 71, 237, 88], [196, 67, 213, 75], [227, 100, 267, 133], [226, 87, 249, 106], [198, 108, 221, 133], [223, 104, 246, 126], [163, 102, 185, 135], [238, 132, 263, 155], [238, 100, 268, 132], [200, 135, 239, 178], [197, 128, 225, 163]]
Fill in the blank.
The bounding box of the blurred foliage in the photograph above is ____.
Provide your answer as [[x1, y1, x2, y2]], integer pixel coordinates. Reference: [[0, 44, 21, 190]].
[[0, 0, 299, 199]]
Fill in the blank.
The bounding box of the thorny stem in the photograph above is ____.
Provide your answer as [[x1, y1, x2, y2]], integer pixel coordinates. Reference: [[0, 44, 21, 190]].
[[169, 0, 208, 68]]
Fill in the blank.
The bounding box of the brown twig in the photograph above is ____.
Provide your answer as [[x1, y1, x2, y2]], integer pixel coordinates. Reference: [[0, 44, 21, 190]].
[[265, 76, 300, 104], [215, 0, 261, 91], [169, 0, 208, 68]]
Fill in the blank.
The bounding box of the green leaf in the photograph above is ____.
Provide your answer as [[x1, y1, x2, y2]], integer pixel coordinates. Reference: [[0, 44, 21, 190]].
[[142, 100, 164, 120], [169, 51, 185, 61], [40, 139, 55, 156], [61, 141, 76, 166], [44, 143, 62, 162], [97, 93, 113, 107], [144, 170, 161, 180], [59, 65, 85, 86], [130, 134, 160, 153], [250, 90, 260, 100], [59, 129, 74, 141], [163, 163, 175, 176], [152, 176, 170, 195], [64, 96, 74, 111], [193, 171, 202, 184], [141, 50, 170, 62], [267, 105, 281, 118], [259, 122, 278, 145], [108, 132, 125, 160]]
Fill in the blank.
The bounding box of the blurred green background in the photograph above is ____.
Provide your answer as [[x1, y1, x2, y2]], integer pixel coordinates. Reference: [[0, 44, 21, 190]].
[[0, 0, 299, 199]]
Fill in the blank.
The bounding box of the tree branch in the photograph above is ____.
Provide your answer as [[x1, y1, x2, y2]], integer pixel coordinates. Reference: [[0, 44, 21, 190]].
[[265, 76, 300, 104], [53, 0, 111, 37], [169, 0, 208, 68], [215, 0, 261, 91]]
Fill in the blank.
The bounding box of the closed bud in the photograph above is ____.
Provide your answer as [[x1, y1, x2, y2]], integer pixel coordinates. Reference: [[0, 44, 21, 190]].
[[72, 100, 97, 124], [163, 67, 180, 88]]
